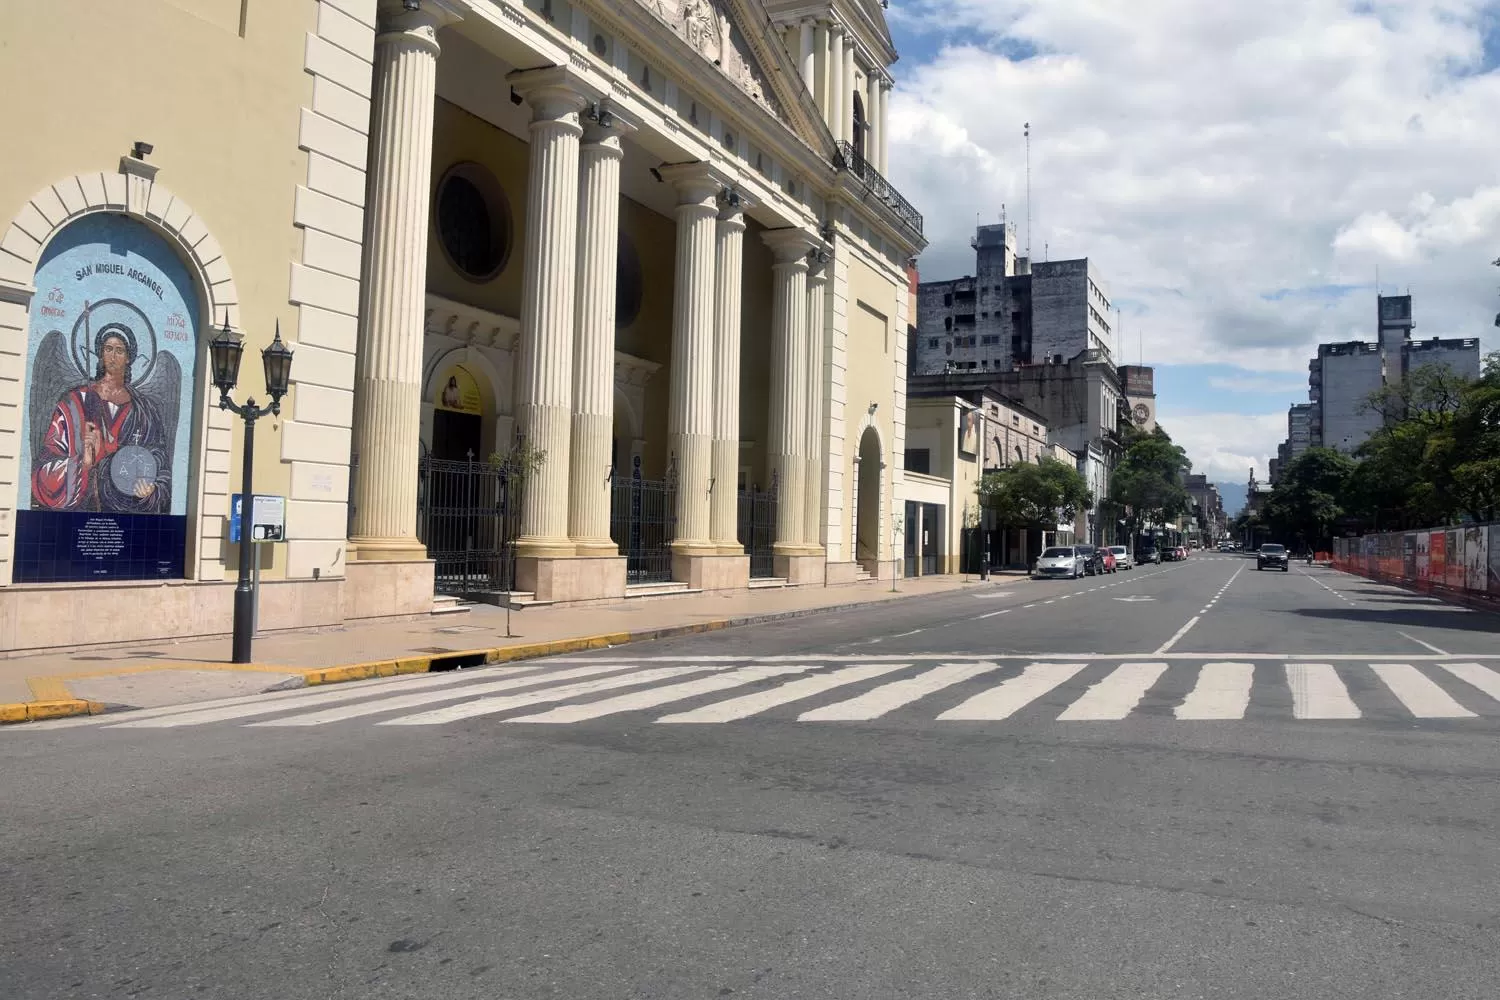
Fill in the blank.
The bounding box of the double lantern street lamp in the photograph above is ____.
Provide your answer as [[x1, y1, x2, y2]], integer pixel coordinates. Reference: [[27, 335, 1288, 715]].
[[209, 316, 294, 664]]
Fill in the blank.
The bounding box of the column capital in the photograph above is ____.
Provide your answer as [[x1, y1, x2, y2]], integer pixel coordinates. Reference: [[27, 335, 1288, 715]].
[[507, 66, 601, 121], [717, 187, 752, 227], [376, 0, 464, 49], [581, 100, 637, 147], [658, 162, 728, 206], [806, 247, 832, 283], [763, 227, 819, 264]]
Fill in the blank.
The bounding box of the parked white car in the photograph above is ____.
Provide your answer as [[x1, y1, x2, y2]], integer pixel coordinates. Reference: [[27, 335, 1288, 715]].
[[1107, 545, 1135, 570], [1034, 546, 1086, 580]]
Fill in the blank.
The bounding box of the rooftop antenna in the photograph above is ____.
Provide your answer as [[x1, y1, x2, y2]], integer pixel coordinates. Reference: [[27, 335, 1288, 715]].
[[1024, 122, 1032, 259]]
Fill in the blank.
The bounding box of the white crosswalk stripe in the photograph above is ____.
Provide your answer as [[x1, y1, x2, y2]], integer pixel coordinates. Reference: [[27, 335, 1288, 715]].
[[14, 657, 1500, 732]]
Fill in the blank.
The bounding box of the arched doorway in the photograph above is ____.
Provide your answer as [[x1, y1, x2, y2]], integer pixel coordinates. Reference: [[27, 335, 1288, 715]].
[[855, 426, 881, 573], [852, 91, 868, 163]]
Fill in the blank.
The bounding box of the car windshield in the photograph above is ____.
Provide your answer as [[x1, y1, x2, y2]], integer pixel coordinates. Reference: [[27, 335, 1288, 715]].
[[1041, 548, 1073, 558], [1109, 547, 1127, 555], [1261, 544, 1285, 553]]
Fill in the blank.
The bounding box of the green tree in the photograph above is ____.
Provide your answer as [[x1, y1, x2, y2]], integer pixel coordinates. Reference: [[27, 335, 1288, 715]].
[[976, 456, 1093, 530], [1110, 425, 1192, 542], [1264, 447, 1355, 549]]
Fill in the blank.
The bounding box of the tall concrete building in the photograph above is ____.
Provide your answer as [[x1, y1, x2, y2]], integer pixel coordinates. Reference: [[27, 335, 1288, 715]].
[[1119, 364, 1156, 433], [912, 223, 1112, 375], [1281, 294, 1481, 459]]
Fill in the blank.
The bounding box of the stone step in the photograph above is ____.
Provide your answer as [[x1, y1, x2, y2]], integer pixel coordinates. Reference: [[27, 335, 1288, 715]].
[[747, 577, 788, 590], [430, 595, 474, 615], [624, 582, 699, 600]]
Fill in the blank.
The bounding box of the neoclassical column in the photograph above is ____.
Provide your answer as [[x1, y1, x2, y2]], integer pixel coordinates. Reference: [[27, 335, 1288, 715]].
[[866, 73, 881, 171], [803, 249, 830, 550], [568, 104, 634, 556], [709, 191, 747, 553], [841, 42, 856, 149], [828, 25, 845, 141], [508, 67, 592, 559], [660, 163, 723, 555], [763, 229, 818, 552], [878, 81, 891, 173], [349, 0, 461, 561], [812, 20, 829, 119], [799, 19, 815, 90]]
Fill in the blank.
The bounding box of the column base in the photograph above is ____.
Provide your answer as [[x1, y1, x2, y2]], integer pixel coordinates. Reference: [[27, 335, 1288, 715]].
[[672, 553, 749, 591], [773, 553, 826, 586], [349, 537, 430, 562], [670, 540, 720, 558], [343, 559, 436, 619], [516, 555, 626, 603], [515, 538, 579, 560], [715, 543, 748, 557], [572, 539, 621, 558]]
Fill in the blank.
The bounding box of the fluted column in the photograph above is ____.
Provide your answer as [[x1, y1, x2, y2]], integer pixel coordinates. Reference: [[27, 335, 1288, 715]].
[[812, 20, 829, 119], [878, 81, 891, 173], [866, 73, 881, 171], [804, 250, 830, 550], [764, 229, 818, 552], [799, 19, 815, 90], [841, 41, 856, 148], [828, 26, 845, 140], [660, 164, 722, 554], [710, 192, 747, 553], [568, 106, 634, 556], [509, 68, 591, 559], [350, 0, 460, 561]]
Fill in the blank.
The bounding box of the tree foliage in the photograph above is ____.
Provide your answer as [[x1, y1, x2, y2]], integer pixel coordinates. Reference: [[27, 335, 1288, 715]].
[[976, 456, 1093, 529], [1110, 425, 1192, 538], [1263, 447, 1355, 547]]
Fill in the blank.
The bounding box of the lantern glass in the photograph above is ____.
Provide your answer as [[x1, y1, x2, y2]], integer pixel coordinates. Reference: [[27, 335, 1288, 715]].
[[209, 324, 244, 395], [261, 324, 294, 400]]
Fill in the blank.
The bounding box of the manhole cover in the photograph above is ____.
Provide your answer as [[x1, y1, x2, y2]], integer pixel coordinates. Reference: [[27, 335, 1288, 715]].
[[436, 625, 486, 634]]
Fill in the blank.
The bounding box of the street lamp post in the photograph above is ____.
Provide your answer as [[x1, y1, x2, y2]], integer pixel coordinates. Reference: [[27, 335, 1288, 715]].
[[209, 316, 294, 664]]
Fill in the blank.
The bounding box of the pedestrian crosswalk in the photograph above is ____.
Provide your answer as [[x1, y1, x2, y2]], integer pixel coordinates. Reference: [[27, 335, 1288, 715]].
[[16, 655, 1500, 733]]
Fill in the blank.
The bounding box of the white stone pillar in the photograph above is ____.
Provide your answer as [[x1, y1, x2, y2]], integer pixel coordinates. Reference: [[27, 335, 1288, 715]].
[[812, 20, 829, 119], [660, 164, 722, 555], [804, 250, 830, 550], [710, 192, 747, 553], [799, 20, 815, 90], [764, 229, 817, 552], [841, 42, 856, 151], [878, 81, 891, 173], [349, 0, 460, 562], [828, 26, 845, 141], [865, 72, 879, 168], [568, 106, 634, 556], [508, 67, 591, 559]]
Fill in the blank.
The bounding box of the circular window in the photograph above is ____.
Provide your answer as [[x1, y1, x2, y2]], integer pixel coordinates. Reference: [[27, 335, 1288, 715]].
[[435, 163, 512, 282], [616, 233, 643, 328]]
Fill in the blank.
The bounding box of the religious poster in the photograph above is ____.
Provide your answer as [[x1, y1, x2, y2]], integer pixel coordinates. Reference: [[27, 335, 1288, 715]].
[[958, 409, 980, 457], [434, 364, 482, 415], [13, 214, 198, 582], [1446, 529, 1465, 589]]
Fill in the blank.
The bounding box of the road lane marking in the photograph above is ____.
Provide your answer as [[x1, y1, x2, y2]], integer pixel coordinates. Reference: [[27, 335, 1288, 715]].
[[504, 664, 811, 723], [245, 663, 641, 727], [1057, 662, 1168, 721], [1369, 663, 1476, 718], [937, 662, 1089, 720], [1154, 616, 1201, 655], [656, 662, 910, 723], [1397, 631, 1449, 656], [379, 666, 708, 725], [976, 608, 1012, 620], [107, 664, 558, 728], [800, 661, 1007, 721], [1175, 662, 1254, 719], [1437, 662, 1500, 702], [1286, 663, 1361, 719]]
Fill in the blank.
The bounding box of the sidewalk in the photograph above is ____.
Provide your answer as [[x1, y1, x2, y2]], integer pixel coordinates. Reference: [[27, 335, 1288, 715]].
[[0, 575, 985, 722]]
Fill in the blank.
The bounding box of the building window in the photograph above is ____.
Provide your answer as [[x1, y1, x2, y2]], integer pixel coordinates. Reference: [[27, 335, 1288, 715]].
[[436, 162, 513, 282], [943, 293, 952, 307], [904, 448, 931, 474], [944, 317, 952, 331], [928, 338, 937, 348]]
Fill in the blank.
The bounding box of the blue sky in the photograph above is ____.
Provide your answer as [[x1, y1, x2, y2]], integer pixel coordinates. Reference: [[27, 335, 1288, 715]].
[[882, 0, 1500, 505]]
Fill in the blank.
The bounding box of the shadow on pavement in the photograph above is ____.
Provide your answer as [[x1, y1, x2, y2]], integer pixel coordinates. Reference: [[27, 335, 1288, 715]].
[[1290, 606, 1500, 634]]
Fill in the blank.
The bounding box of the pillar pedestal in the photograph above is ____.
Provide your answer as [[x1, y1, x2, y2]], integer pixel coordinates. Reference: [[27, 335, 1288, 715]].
[[516, 554, 626, 604]]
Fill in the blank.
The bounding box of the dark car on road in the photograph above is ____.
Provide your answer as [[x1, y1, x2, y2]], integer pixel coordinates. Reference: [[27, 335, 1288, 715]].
[[1075, 544, 1106, 576], [1257, 543, 1290, 571], [1136, 545, 1161, 565]]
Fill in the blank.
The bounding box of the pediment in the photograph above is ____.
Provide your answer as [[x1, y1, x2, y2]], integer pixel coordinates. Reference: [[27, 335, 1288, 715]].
[[633, 0, 828, 149]]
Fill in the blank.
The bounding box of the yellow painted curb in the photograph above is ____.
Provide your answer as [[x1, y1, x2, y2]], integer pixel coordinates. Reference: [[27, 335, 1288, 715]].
[[0, 699, 108, 725]]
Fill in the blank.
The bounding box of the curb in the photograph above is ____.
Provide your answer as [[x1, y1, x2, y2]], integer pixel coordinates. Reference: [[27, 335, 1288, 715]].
[[0, 584, 972, 724]]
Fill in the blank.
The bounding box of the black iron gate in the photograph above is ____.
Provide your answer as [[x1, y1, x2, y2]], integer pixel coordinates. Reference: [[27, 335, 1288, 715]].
[[610, 474, 676, 584], [737, 482, 778, 578], [416, 452, 521, 595]]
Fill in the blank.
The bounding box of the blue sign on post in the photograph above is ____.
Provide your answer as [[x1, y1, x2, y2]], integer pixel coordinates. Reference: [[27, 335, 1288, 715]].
[[230, 493, 244, 544]]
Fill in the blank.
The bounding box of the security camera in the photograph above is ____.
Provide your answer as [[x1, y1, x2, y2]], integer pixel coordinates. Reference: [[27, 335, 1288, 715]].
[[132, 141, 153, 160]]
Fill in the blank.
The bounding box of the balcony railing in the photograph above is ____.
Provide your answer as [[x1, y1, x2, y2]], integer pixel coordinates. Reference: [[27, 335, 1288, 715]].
[[832, 140, 923, 237]]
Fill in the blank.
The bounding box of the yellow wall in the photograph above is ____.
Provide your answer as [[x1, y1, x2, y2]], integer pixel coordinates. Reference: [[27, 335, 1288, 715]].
[[1, 0, 317, 580], [843, 253, 901, 562]]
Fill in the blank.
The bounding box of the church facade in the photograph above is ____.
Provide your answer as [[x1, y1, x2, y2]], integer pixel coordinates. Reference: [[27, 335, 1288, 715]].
[[0, 0, 923, 652]]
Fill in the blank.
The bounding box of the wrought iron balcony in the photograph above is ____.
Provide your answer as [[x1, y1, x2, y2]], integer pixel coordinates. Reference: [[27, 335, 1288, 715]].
[[832, 140, 923, 238]]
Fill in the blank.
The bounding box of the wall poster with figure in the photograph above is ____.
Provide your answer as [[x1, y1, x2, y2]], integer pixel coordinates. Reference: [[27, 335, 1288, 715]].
[[957, 409, 980, 457], [1464, 525, 1488, 593], [12, 213, 199, 582]]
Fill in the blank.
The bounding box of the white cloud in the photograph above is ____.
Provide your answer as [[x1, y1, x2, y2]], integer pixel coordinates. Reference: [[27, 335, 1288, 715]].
[[1204, 374, 1310, 394], [1154, 410, 1287, 486], [888, 0, 1500, 378]]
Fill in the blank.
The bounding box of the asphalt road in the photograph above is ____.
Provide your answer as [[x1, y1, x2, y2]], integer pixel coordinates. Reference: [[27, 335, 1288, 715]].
[[5, 554, 1500, 999]]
